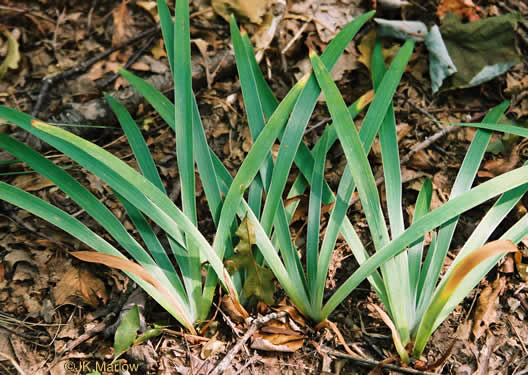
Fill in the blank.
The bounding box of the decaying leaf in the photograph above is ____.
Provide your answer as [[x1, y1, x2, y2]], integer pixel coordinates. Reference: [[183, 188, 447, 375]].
[[200, 336, 225, 359], [472, 277, 506, 340], [137, 1, 159, 22], [226, 216, 276, 305], [439, 13, 522, 91], [371, 304, 408, 361], [212, 0, 270, 24], [71, 251, 196, 333], [0, 29, 21, 79], [514, 252, 528, 281], [11, 174, 54, 192], [357, 29, 376, 70], [356, 30, 401, 72], [251, 318, 304, 352], [112, 0, 134, 47], [53, 267, 107, 307], [437, 0, 481, 22]]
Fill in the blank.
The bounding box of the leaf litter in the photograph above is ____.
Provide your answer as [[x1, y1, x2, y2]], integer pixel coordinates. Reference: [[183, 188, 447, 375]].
[[1, 0, 528, 373]]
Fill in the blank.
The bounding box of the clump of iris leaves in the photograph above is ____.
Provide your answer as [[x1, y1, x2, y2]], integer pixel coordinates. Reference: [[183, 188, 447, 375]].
[[1, 0, 527, 363]]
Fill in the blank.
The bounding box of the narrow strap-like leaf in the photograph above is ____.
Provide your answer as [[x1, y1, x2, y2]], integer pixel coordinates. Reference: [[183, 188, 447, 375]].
[[416, 101, 509, 316], [0, 182, 194, 330], [321, 163, 528, 319]]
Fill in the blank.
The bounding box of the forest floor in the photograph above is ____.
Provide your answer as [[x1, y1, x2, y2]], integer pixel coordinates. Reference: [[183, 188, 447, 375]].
[[0, 0, 527, 374]]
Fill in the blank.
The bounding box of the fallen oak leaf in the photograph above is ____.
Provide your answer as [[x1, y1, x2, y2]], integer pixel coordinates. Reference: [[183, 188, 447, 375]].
[[472, 277, 506, 340], [53, 267, 107, 307]]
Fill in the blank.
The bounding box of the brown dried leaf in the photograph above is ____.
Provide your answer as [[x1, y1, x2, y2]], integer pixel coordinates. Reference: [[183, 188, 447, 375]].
[[71, 251, 197, 332], [437, 0, 481, 22], [53, 267, 107, 307], [212, 0, 270, 24], [478, 148, 520, 178], [200, 337, 225, 359], [514, 252, 528, 281], [472, 277, 506, 340], [137, 1, 159, 22], [112, 0, 134, 47], [4, 249, 33, 272], [11, 174, 54, 192]]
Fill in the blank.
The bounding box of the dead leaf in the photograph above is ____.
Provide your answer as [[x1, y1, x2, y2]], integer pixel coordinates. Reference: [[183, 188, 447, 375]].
[[12, 263, 36, 282], [200, 336, 225, 359], [514, 252, 528, 281], [0, 28, 21, 79], [330, 52, 358, 81], [137, 1, 159, 22], [4, 249, 33, 272], [357, 29, 376, 70], [478, 147, 520, 178], [251, 319, 304, 352], [53, 267, 107, 307], [11, 174, 54, 192], [472, 277, 506, 340], [151, 39, 167, 60], [220, 294, 247, 323], [112, 0, 134, 47], [70, 251, 196, 333], [437, 0, 481, 22], [212, 0, 270, 24]]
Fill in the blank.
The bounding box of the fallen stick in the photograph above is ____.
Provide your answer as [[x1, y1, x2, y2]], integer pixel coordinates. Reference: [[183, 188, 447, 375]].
[[210, 311, 288, 375]]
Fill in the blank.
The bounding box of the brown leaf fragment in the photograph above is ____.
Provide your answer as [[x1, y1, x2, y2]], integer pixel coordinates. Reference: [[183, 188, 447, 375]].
[[437, 0, 481, 22], [514, 252, 528, 281], [11, 174, 54, 192], [478, 147, 520, 178], [251, 314, 305, 352], [112, 0, 134, 47], [53, 267, 107, 307], [200, 336, 225, 359], [212, 0, 270, 24], [472, 277, 506, 340]]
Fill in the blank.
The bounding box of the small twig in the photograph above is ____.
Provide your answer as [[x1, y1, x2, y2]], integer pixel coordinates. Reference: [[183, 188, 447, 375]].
[[32, 25, 161, 117], [97, 33, 158, 89], [319, 345, 438, 375], [400, 125, 458, 165], [508, 317, 528, 355], [519, 293, 528, 313], [0, 352, 26, 375], [47, 312, 116, 371], [210, 311, 288, 375], [282, 16, 312, 55], [316, 319, 365, 358]]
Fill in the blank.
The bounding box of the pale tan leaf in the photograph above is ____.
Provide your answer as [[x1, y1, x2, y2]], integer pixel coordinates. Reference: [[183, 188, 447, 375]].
[[211, 0, 270, 24], [53, 267, 107, 307]]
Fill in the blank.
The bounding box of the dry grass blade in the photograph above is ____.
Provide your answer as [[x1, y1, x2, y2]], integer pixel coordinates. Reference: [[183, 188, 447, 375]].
[[413, 239, 518, 356], [439, 240, 517, 301], [371, 304, 408, 363], [70, 251, 196, 334]]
